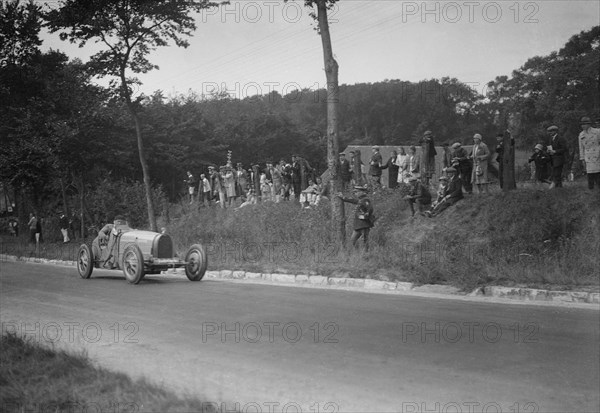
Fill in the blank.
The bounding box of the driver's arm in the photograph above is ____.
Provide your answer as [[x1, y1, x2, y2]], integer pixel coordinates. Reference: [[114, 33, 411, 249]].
[[98, 224, 113, 241]]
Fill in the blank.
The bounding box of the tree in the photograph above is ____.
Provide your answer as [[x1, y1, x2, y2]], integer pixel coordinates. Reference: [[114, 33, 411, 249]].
[[45, 0, 218, 231], [300, 0, 345, 245]]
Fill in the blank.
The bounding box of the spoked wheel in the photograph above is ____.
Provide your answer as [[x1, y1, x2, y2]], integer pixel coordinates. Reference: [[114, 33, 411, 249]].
[[77, 244, 94, 279], [185, 244, 208, 281], [122, 245, 145, 284]]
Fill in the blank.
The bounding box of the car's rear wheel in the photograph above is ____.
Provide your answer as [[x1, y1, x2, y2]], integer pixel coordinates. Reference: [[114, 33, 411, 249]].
[[77, 244, 94, 279], [185, 244, 208, 281], [122, 245, 145, 284]]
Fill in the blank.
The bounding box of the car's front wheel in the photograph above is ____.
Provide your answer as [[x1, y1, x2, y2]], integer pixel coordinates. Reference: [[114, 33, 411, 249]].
[[77, 244, 94, 279], [122, 245, 145, 284], [185, 244, 208, 281]]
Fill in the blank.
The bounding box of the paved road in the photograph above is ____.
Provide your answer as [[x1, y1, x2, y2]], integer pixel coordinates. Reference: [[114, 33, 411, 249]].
[[1, 261, 599, 412]]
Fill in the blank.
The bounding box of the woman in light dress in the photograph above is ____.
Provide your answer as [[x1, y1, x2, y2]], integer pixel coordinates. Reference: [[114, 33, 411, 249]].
[[395, 147, 409, 184]]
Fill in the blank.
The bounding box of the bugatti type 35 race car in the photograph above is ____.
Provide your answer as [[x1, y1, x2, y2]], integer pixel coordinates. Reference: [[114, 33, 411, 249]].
[[76, 220, 207, 284]]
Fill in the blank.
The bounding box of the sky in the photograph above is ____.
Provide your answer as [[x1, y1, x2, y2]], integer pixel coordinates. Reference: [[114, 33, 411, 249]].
[[38, 0, 600, 100]]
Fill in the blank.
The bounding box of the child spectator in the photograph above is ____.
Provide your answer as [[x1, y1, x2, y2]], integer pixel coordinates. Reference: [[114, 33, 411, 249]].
[[200, 174, 211, 206], [528, 144, 551, 185]]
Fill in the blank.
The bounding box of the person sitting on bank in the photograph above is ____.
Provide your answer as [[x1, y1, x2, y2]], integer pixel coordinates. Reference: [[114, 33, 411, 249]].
[[423, 167, 463, 217], [404, 176, 431, 217], [337, 185, 375, 251], [432, 176, 449, 208]]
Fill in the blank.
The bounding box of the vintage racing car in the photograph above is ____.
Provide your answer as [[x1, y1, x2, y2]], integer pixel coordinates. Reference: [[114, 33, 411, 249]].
[[76, 220, 207, 284]]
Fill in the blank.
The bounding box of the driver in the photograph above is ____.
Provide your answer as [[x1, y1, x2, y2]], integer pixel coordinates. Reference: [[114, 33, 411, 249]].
[[94, 215, 128, 268]]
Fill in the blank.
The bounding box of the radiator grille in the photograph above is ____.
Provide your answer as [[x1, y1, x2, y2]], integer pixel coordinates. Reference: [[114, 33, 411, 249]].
[[155, 234, 173, 258]]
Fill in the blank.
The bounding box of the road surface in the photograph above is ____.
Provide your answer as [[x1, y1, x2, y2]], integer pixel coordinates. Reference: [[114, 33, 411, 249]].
[[1, 260, 598, 412]]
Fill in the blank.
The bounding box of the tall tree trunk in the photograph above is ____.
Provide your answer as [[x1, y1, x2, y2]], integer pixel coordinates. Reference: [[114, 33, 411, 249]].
[[316, 0, 345, 245], [126, 101, 157, 231], [59, 176, 70, 216]]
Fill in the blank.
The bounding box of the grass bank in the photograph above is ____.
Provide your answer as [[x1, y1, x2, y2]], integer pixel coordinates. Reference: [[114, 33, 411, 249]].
[[0, 333, 215, 413], [167, 183, 599, 291]]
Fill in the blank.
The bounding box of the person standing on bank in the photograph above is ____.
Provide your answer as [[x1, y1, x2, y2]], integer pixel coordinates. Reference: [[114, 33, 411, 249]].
[[578, 116, 600, 190], [339, 153, 352, 191], [381, 150, 399, 189], [337, 185, 375, 251], [368, 146, 383, 190], [469, 133, 490, 194], [59, 212, 70, 243], [546, 125, 569, 188], [419, 130, 437, 186]]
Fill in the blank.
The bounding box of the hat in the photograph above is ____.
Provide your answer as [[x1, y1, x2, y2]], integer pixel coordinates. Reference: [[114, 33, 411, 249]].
[[580, 116, 592, 124], [451, 142, 461, 149], [446, 167, 457, 173], [439, 176, 448, 181], [423, 130, 433, 137], [534, 144, 544, 151], [353, 185, 368, 192], [208, 165, 215, 170], [473, 133, 482, 140], [372, 145, 379, 150], [291, 154, 299, 157], [547, 125, 558, 132], [339, 152, 346, 156], [408, 176, 418, 182]]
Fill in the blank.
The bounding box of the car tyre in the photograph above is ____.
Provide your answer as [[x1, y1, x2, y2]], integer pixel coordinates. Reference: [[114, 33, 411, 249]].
[[185, 244, 208, 281], [122, 244, 145, 284], [77, 244, 94, 279]]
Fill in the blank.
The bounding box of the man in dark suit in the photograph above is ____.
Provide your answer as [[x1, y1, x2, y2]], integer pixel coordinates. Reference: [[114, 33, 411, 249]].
[[337, 185, 375, 251], [338, 153, 352, 191], [405, 176, 432, 217], [547, 125, 569, 188]]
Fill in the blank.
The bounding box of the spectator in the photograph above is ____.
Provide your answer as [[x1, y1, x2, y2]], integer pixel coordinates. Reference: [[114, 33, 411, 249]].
[[349, 150, 366, 186], [291, 154, 302, 200], [381, 150, 399, 189], [441, 142, 452, 170], [300, 178, 318, 208], [236, 163, 248, 200], [423, 167, 463, 217], [260, 168, 272, 202], [495, 131, 515, 189], [209, 166, 225, 208], [395, 147, 409, 184], [268, 161, 283, 202], [223, 166, 237, 207], [200, 173, 211, 206], [339, 153, 352, 191], [546, 125, 569, 188], [297, 155, 314, 192], [528, 144, 551, 185], [419, 130, 437, 185], [432, 176, 449, 209], [578, 116, 600, 190], [28, 212, 37, 244], [8, 218, 18, 237], [59, 212, 70, 243], [185, 171, 196, 204], [450, 142, 473, 194], [407, 146, 420, 180], [470, 133, 490, 194], [337, 185, 375, 251], [404, 176, 432, 217], [368, 145, 383, 190], [281, 161, 292, 200]]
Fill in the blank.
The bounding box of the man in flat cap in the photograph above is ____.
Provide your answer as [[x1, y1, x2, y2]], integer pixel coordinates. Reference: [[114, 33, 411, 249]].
[[578, 116, 600, 190], [337, 185, 375, 251], [546, 125, 569, 188]]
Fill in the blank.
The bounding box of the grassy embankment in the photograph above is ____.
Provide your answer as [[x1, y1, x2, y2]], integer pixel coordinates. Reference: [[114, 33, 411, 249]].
[[168, 183, 599, 291], [2, 183, 598, 291], [0, 333, 215, 412]]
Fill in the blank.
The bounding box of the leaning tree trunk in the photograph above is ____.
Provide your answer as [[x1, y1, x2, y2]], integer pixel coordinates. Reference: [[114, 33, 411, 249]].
[[316, 0, 345, 245]]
